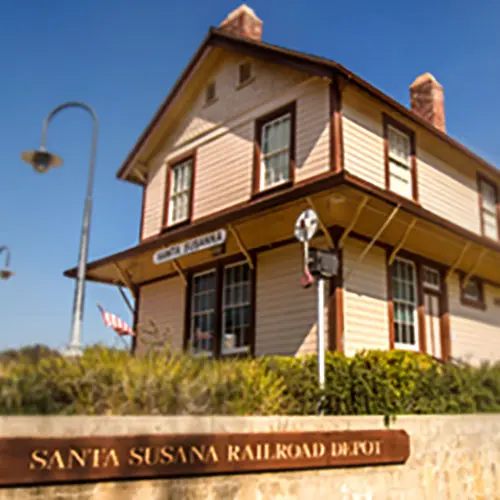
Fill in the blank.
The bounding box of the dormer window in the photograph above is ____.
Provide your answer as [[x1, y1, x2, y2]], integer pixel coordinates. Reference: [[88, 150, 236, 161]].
[[205, 81, 216, 105], [238, 61, 253, 87]]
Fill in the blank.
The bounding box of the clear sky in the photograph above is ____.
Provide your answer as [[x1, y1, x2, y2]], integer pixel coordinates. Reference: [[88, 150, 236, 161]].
[[1, 0, 499, 351]]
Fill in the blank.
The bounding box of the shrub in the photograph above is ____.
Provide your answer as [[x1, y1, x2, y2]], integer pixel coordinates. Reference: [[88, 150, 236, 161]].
[[0, 343, 498, 416]]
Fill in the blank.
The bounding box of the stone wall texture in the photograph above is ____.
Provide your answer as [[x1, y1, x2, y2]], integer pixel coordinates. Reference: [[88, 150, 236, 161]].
[[0, 414, 499, 499]]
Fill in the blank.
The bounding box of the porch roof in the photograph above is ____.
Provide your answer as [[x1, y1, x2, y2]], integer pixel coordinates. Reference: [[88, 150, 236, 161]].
[[64, 171, 500, 288]]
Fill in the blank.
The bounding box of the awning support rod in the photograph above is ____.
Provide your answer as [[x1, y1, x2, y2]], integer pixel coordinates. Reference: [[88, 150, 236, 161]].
[[172, 259, 188, 286], [344, 204, 401, 282], [388, 218, 418, 265], [338, 196, 369, 249], [118, 286, 134, 314], [463, 248, 487, 287], [306, 196, 335, 248], [227, 223, 254, 270], [446, 242, 472, 282]]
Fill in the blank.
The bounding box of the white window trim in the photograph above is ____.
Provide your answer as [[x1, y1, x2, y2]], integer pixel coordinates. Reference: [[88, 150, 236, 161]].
[[422, 266, 441, 293], [260, 112, 292, 191], [387, 124, 413, 199], [221, 260, 251, 355], [392, 257, 420, 352], [168, 158, 192, 226]]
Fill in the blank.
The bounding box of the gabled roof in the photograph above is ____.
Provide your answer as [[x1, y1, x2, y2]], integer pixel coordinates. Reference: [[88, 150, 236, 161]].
[[118, 27, 499, 185]]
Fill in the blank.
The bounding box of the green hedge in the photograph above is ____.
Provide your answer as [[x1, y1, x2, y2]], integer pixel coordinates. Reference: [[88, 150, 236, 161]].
[[0, 345, 499, 416]]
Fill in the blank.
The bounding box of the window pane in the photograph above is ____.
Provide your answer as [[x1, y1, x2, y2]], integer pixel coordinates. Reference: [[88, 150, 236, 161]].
[[261, 113, 291, 189], [191, 271, 216, 355], [481, 182, 496, 211], [388, 127, 410, 166], [222, 263, 251, 354], [484, 212, 498, 239], [391, 258, 418, 350], [169, 159, 192, 225]]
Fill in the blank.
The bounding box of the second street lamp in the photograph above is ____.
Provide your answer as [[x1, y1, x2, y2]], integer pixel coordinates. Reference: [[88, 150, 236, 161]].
[[21, 102, 99, 356], [0, 246, 14, 280]]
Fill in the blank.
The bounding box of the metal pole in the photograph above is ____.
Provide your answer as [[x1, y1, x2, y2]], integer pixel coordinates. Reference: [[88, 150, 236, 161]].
[[41, 102, 98, 356], [317, 277, 325, 391], [0, 246, 11, 268]]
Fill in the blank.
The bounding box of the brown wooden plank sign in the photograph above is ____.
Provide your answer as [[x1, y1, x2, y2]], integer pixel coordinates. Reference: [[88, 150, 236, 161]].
[[0, 429, 410, 486]]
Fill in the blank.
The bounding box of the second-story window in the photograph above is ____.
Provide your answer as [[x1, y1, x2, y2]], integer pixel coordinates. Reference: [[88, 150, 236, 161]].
[[205, 81, 216, 105], [478, 175, 499, 240], [167, 156, 193, 226], [255, 102, 296, 193], [238, 61, 253, 86], [384, 115, 417, 201]]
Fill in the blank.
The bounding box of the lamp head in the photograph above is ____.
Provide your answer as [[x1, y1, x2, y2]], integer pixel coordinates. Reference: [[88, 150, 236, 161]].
[[0, 269, 14, 280], [20, 148, 63, 173]]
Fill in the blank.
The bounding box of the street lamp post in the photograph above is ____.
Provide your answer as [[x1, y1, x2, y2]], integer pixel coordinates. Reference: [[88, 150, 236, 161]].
[[0, 246, 14, 280], [21, 102, 99, 356]]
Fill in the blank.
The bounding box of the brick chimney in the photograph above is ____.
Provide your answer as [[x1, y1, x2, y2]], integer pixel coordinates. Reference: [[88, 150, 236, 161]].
[[410, 73, 446, 133], [219, 4, 263, 41]]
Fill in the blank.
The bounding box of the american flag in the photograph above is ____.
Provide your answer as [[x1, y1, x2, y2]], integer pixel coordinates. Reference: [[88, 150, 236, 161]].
[[97, 303, 135, 336]]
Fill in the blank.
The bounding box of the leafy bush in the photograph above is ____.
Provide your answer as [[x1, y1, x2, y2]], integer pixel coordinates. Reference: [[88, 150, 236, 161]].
[[0, 343, 499, 416]]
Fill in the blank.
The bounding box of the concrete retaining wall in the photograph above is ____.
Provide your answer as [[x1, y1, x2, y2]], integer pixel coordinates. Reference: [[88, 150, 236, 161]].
[[1, 414, 499, 499]]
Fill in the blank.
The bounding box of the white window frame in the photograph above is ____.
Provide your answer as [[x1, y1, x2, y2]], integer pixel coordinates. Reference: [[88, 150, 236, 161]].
[[168, 158, 192, 226], [392, 257, 420, 352], [221, 261, 251, 356], [190, 269, 216, 357], [387, 124, 413, 199], [260, 112, 292, 191], [479, 177, 498, 240]]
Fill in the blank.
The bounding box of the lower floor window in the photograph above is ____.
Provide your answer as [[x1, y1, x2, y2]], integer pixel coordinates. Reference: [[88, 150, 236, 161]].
[[392, 257, 419, 351], [190, 261, 252, 356]]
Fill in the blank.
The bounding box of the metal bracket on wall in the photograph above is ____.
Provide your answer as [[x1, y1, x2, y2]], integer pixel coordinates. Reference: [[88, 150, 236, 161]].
[[338, 196, 369, 249], [388, 218, 418, 265], [172, 259, 188, 286], [344, 204, 401, 282], [306, 196, 335, 248], [227, 223, 254, 270], [463, 248, 487, 287], [445, 242, 472, 282], [113, 263, 136, 300]]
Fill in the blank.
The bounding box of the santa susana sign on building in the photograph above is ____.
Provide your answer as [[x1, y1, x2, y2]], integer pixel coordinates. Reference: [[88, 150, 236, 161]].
[[153, 229, 227, 265]]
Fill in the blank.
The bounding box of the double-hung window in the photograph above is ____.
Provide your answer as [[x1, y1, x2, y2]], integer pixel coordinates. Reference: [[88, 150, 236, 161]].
[[255, 103, 295, 193], [384, 116, 416, 200], [460, 275, 485, 310], [167, 156, 193, 226], [391, 257, 419, 351], [189, 261, 253, 357], [478, 176, 499, 240]]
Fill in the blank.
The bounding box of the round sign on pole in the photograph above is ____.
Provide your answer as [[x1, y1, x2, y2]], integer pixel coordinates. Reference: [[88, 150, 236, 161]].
[[294, 209, 318, 242]]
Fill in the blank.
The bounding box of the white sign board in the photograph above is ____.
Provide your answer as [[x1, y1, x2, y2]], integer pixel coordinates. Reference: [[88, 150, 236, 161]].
[[153, 229, 227, 265], [294, 209, 318, 243]]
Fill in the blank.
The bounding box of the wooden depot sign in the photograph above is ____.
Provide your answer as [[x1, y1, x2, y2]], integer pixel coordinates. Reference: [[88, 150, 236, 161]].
[[153, 229, 227, 265], [0, 429, 410, 486]]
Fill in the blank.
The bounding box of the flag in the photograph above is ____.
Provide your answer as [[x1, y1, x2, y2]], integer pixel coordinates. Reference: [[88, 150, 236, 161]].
[[97, 304, 135, 336]]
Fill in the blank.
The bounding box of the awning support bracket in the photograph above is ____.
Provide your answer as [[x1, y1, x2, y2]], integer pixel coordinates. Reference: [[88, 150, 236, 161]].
[[306, 196, 335, 248], [344, 204, 401, 282], [338, 196, 369, 249], [446, 242, 472, 282], [463, 248, 487, 287], [388, 218, 418, 265], [172, 259, 188, 286], [113, 263, 136, 300], [227, 223, 254, 270]]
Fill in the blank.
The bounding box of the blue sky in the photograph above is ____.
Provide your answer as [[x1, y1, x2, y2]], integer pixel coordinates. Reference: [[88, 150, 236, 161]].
[[1, 0, 499, 351]]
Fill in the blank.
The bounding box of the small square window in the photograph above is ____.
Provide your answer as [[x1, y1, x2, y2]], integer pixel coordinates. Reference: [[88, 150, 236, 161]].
[[238, 61, 252, 86], [205, 82, 216, 105], [460, 275, 486, 310]]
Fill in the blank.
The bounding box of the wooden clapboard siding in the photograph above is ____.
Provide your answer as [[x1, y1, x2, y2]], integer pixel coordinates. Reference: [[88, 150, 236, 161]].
[[140, 55, 330, 239], [343, 239, 390, 356], [141, 161, 167, 240], [342, 86, 494, 238], [135, 277, 185, 354], [342, 94, 386, 189], [448, 276, 500, 364], [417, 149, 481, 235], [255, 241, 328, 356]]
